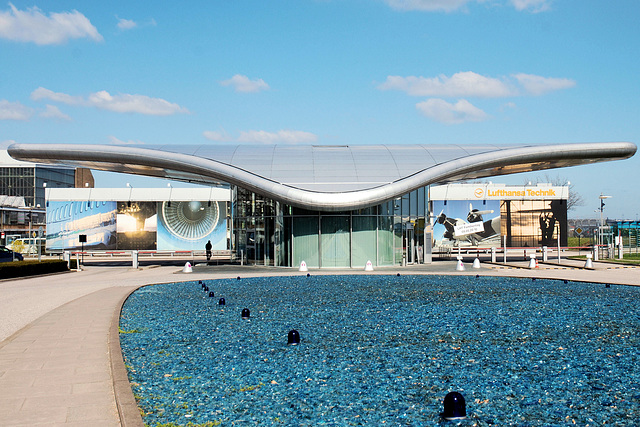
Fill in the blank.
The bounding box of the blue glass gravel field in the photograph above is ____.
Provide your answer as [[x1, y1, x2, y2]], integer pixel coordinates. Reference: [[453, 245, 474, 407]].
[[119, 275, 640, 426]]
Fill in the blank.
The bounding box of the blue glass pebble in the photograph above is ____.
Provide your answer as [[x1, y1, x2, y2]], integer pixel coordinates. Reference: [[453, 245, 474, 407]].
[[119, 275, 640, 426]]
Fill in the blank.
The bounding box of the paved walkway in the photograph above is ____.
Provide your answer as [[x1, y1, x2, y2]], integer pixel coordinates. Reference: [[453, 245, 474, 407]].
[[0, 260, 638, 426]]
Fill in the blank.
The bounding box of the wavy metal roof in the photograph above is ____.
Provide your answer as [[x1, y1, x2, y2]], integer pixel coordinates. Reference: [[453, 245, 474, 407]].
[[8, 142, 636, 211]]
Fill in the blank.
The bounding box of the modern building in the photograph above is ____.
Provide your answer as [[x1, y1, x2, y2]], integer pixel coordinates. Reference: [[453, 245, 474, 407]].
[[0, 150, 93, 244], [9, 142, 636, 267]]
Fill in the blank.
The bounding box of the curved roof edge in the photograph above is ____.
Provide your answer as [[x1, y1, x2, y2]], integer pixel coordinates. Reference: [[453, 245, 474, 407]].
[[8, 142, 636, 211]]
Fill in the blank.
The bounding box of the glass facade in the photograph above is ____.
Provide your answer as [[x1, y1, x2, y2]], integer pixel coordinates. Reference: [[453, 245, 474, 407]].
[[0, 166, 75, 208], [233, 186, 429, 267]]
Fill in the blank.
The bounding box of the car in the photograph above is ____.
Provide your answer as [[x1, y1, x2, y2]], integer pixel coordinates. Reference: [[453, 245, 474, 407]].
[[0, 246, 23, 262]]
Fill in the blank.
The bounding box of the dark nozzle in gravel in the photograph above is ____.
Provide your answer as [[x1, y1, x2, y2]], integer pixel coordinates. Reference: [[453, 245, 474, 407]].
[[442, 391, 466, 420], [241, 308, 250, 319], [219, 298, 225, 306], [288, 329, 300, 345]]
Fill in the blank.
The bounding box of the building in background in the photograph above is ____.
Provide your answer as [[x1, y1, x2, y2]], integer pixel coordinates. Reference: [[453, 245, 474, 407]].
[[0, 150, 92, 246]]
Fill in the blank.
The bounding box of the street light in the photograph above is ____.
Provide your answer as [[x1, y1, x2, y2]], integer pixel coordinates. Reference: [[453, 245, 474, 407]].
[[599, 193, 612, 257]]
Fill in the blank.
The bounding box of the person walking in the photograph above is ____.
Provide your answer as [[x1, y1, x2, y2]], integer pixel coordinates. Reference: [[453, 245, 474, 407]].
[[205, 240, 212, 261]]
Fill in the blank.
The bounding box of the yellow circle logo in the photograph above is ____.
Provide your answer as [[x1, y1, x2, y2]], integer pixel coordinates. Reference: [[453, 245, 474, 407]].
[[474, 188, 484, 198]]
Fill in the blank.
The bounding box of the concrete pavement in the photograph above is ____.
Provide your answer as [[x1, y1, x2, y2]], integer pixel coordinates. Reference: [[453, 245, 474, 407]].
[[0, 259, 638, 426]]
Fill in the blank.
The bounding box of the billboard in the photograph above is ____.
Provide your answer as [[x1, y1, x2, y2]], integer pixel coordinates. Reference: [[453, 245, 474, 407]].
[[117, 201, 157, 250], [432, 200, 501, 247], [501, 199, 568, 247], [46, 200, 227, 251], [46, 201, 117, 251], [157, 201, 227, 251]]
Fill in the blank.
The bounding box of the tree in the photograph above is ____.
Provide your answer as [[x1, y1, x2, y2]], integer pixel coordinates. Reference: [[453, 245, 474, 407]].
[[530, 174, 585, 212]]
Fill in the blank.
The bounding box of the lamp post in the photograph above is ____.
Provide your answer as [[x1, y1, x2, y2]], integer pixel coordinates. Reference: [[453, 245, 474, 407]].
[[599, 194, 612, 258]]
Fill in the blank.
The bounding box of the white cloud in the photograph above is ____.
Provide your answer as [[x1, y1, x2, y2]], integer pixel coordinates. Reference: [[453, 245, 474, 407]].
[[220, 75, 270, 93], [87, 91, 189, 115], [204, 129, 318, 144], [40, 105, 71, 121], [510, 0, 552, 13], [384, 0, 474, 12], [513, 73, 575, 95], [379, 72, 516, 98], [116, 17, 137, 30], [379, 71, 575, 97], [0, 3, 102, 45], [416, 98, 489, 124], [203, 130, 232, 142], [31, 87, 84, 104], [0, 100, 32, 120], [30, 87, 189, 116], [108, 136, 145, 145], [385, 0, 552, 12]]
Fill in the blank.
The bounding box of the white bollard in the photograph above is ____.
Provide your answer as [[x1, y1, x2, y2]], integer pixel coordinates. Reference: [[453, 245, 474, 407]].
[[472, 257, 481, 269], [299, 261, 308, 272], [491, 247, 496, 263], [456, 256, 465, 271], [364, 260, 374, 271], [182, 262, 193, 273], [585, 254, 593, 269], [132, 250, 139, 269], [528, 254, 537, 269], [542, 246, 548, 262]]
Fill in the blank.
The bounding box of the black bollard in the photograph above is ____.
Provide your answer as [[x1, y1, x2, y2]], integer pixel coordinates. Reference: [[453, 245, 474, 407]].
[[288, 329, 300, 345], [307, 273, 310, 277], [397, 273, 401, 277], [219, 298, 225, 306], [442, 391, 466, 420], [563, 280, 568, 284], [208, 291, 215, 298], [241, 308, 250, 319], [204, 286, 209, 292], [606, 283, 611, 288], [237, 276, 241, 281]]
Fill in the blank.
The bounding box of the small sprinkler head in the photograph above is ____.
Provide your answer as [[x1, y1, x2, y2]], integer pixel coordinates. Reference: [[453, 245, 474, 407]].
[[442, 391, 466, 420], [288, 329, 300, 345], [241, 308, 250, 319]]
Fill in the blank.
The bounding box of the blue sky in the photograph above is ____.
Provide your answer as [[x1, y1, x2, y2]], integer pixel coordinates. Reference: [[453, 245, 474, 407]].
[[0, 0, 638, 219]]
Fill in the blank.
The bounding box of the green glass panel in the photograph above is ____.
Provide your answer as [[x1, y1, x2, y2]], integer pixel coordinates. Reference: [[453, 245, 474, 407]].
[[293, 217, 319, 268], [378, 216, 394, 266], [321, 216, 350, 268], [352, 216, 377, 267]]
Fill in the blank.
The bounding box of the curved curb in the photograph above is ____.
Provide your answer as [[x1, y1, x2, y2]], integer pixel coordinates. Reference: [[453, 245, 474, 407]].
[[109, 286, 145, 427]]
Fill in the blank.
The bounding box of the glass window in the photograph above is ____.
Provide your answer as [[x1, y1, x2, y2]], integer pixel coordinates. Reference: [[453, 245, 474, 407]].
[[320, 216, 350, 268], [293, 217, 319, 268], [352, 216, 377, 267]]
